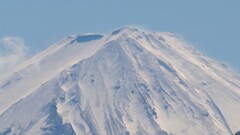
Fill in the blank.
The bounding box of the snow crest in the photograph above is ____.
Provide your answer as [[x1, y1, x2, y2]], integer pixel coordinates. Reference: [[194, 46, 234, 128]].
[[0, 27, 239, 135]]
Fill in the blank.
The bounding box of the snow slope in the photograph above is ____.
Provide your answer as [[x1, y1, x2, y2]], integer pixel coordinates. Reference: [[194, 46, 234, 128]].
[[0, 27, 239, 135]]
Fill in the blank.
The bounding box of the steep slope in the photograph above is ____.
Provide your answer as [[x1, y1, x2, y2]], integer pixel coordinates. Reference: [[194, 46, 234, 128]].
[[0, 27, 239, 135]]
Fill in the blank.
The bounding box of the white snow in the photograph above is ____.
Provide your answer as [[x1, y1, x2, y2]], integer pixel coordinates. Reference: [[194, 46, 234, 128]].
[[0, 27, 239, 135]]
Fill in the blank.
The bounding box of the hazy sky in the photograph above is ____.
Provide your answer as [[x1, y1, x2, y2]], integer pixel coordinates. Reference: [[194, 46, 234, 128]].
[[0, 0, 240, 72]]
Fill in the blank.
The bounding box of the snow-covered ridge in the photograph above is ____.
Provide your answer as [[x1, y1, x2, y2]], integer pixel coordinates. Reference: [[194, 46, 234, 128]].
[[0, 27, 239, 135]]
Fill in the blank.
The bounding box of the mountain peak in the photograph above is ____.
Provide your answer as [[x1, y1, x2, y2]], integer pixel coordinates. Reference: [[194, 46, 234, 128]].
[[111, 26, 140, 35], [0, 28, 239, 135]]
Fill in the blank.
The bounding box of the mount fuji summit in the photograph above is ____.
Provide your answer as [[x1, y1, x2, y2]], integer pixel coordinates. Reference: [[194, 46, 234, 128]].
[[0, 27, 239, 135]]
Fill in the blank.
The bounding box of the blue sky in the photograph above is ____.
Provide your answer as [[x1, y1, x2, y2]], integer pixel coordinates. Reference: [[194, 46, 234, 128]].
[[0, 0, 240, 72]]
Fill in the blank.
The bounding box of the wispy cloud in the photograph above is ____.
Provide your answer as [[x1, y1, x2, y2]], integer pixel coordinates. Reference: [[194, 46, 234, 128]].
[[0, 37, 28, 74]]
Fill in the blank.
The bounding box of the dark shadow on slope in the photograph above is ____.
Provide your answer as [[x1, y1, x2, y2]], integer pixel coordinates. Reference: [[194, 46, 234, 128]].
[[0, 128, 11, 135], [41, 102, 76, 135], [156, 59, 175, 73], [111, 29, 121, 35], [71, 34, 103, 44]]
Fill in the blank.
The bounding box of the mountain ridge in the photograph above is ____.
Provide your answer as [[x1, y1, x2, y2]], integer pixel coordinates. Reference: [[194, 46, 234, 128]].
[[0, 27, 239, 135]]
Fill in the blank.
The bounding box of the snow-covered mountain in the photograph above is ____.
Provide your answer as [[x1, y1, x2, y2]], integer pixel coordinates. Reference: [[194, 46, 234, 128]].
[[0, 27, 239, 135]]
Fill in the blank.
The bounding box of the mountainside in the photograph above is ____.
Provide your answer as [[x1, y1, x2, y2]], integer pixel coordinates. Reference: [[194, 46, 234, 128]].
[[0, 27, 239, 135]]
